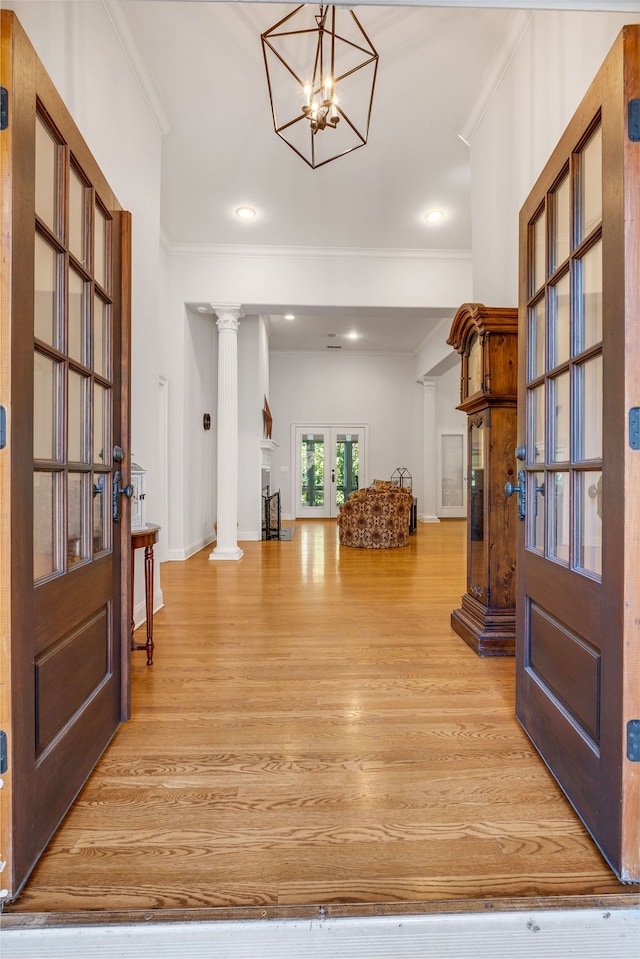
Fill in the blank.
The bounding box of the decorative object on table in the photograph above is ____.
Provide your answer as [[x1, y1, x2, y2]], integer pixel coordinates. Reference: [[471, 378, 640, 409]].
[[262, 396, 273, 439], [261, 4, 379, 169], [447, 302, 518, 657], [391, 467, 412, 488], [129, 462, 147, 531]]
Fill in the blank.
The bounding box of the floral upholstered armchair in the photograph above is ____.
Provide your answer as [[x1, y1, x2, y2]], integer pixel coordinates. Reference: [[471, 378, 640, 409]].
[[337, 481, 414, 548]]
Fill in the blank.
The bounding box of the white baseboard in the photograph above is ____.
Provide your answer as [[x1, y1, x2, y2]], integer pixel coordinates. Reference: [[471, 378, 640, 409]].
[[165, 536, 215, 562], [238, 530, 261, 542], [3, 908, 638, 959], [133, 589, 164, 630], [419, 514, 440, 524]]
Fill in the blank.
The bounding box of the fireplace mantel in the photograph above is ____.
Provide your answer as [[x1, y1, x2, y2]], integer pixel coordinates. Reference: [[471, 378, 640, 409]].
[[260, 439, 279, 468]]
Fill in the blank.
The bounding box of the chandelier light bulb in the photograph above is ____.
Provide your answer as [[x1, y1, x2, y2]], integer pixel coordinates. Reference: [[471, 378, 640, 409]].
[[303, 83, 311, 106]]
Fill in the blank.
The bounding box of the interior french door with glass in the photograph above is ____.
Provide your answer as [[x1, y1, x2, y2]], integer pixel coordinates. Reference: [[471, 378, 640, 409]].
[[515, 25, 639, 881], [0, 11, 131, 900], [295, 426, 365, 518]]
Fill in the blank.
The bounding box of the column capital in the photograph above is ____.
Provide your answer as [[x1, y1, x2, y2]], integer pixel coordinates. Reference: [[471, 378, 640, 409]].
[[211, 304, 243, 332], [419, 376, 437, 392]]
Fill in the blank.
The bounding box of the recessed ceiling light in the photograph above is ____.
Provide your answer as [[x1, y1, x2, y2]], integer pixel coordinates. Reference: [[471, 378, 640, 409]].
[[284, 314, 295, 321], [424, 209, 445, 223], [235, 206, 256, 220], [196, 306, 210, 313], [346, 331, 359, 340]]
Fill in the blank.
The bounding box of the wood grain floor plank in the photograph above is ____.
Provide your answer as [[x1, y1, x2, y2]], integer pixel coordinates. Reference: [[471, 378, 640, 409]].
[[5, 519, 629, 914]]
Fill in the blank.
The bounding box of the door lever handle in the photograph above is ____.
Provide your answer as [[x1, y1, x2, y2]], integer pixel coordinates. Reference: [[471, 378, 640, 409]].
[[112, 469, 134, 522], [505, 468, 526, 520]]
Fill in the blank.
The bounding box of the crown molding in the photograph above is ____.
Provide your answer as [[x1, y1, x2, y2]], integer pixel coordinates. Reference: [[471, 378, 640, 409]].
[[458, 10, 533, 146], [165, 242, 472, 262], [102, 0, 171, 138]]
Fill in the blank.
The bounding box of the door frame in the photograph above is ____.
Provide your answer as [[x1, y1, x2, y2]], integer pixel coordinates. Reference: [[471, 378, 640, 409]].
[[291, 423, 369, 519]]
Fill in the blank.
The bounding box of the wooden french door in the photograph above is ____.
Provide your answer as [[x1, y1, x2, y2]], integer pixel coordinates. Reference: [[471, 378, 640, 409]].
[[0, 11, 131, 900], [295, 425, 365, 518], [516, 25, 639, 881]]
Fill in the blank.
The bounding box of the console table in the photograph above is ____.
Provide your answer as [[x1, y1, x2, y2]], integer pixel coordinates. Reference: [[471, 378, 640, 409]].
[[131, 523, 160, 665]]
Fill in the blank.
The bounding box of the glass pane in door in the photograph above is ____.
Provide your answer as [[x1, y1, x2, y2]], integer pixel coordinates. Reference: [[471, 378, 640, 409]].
[[578, 125, 602, 241], [68, 267, 87, 364], [578, 355, 603, 461], [551, 372, 570, 462], [34, 233, 60, 347], [549, 471, 570, 565], [335, 433, 359, 506], [94, 202, 108, 290], [532, 209, 546, 294], [528, 471, 546, 554], [550, 271, 571, 368], [67, 472, 88, 566], [92, 473, 109, 555], [35, 114, 60, 235], [34, 471, 60, 581], [551, 172, 570, 269], [68, 165, 87, 264], [68, 369, 88, 463], [578, 470, 602, 577], [578, 240, 603, 351], [301, 434, 325, 508], [529, 299, 546, 380], [34, 352, 59, 460]]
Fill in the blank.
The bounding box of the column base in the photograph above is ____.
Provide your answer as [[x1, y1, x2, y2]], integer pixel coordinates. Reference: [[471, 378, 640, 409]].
[[209, 545, 244, 561]]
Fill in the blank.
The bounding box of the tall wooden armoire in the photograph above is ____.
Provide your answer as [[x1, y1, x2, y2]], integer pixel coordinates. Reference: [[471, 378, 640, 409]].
[[447, 303, 519, 656]]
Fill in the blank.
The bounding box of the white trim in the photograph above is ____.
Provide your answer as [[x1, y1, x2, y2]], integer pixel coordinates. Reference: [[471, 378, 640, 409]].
[[458, 10, 533, 145], [165, 536, 214, 562], [420, 514, 441, 523], [166, 242, 472, 262], [102, 0, 171, 137], [238, 530, 261, 542], [2, 908, 637, 959], [157, 377, 169, 563], [133, 588, 164, 631]]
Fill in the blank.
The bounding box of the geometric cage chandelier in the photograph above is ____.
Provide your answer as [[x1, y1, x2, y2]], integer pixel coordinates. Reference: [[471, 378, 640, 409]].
[[261, 4, 379, 169]]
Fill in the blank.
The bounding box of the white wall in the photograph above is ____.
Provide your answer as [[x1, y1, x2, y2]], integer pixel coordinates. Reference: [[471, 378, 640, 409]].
[[176, 309, 217, 559], [5, 0, 165, 616], [470, 9, 640, 305], [268, 351, 423, 518], [237, 316, 264, 540]]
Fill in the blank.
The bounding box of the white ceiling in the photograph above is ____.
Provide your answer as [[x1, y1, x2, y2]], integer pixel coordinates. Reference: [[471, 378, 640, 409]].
[[115, 1, 629, 351]]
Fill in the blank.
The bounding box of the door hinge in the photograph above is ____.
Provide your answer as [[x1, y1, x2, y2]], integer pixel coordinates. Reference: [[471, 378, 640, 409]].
[[629, 408, 640, 450], [0, 87, 7, 131], [0, 730, 7, 774], [627, 721, 640, 762], [629, 98, 640, 142]]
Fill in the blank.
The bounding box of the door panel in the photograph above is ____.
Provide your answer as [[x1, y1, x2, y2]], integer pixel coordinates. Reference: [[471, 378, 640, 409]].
[[295, 426, 365, 518], [0, 11, 131, 900], [516, 25, 639, 881]]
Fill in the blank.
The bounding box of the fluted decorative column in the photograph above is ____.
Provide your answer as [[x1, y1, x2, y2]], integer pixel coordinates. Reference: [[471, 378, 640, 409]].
[[210, 306, 244, 561], [420, 377, 440, 523]]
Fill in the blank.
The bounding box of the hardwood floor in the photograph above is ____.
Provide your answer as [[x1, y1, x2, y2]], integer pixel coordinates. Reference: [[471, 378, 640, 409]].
[[5, 519, 636, 919]]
